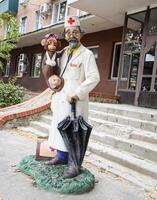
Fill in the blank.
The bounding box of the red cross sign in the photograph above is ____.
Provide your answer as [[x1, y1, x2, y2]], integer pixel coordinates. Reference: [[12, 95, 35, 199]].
[[67, 17, 75, 25]]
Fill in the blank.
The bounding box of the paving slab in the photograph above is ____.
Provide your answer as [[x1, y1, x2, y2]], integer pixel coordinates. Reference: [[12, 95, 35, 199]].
[[0, 129, 146, 200]]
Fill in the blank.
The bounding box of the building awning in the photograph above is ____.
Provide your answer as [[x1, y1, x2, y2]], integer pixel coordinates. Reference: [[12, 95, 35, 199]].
[[17, 14, 121, 48], [68, 0, 157, 26]]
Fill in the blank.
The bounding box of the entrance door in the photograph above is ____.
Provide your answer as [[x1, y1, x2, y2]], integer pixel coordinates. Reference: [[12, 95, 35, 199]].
[[138, 36, 157, 108]]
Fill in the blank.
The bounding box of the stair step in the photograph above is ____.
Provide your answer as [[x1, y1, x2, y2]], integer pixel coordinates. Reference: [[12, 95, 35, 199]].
[[130, 130, 157, 144], [85, 153, 157, 191], [91, 130, 157, 163], [30, 121, 50, 134], [89, 102, 157, 122], [88, 139, 157, 179], [40, 115, 52, 124], [89, 117, 134, 138], [89, 116, 157, 143], [18, 126, 49, 138], [89, 110, 157, 133]]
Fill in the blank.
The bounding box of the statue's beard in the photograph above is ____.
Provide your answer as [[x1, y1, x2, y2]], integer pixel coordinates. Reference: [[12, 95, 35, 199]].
[[68, 37, 78, 49]]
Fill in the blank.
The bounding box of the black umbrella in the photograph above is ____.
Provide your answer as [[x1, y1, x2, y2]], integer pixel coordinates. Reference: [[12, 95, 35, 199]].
[[57, 101, 92, 170]]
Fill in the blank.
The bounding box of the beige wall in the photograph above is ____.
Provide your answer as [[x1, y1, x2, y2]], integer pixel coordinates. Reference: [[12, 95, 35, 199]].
[[0, 0, 83, 37], [17, 0, 52, 32], [17, 0, 78, 33]]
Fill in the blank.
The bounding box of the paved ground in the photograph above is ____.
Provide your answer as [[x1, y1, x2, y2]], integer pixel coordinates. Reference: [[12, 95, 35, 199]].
[[0, 129, 146, 200]]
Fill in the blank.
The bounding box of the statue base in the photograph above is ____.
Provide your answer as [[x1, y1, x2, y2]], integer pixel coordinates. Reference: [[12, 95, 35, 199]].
[[18, 155, 95, 194]]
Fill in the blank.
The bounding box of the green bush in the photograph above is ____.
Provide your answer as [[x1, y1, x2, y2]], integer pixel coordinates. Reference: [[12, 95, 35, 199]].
[[0, 77, 24, 108]]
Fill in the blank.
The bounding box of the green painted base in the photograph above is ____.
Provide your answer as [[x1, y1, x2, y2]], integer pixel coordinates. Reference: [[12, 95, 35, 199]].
[[18, 155, 95, 194]]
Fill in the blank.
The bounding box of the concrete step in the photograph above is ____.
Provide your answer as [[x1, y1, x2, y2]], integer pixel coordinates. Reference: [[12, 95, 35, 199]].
[[29, 121, 50, 134], [18, 126, 49, 138], [91, 130, 157, 163], [89, 116, 157, 143], [89, 102, 157, 122], [89, 109, 157, 133], [89, 117, 134, 138], [40, 114, 52, 124], [88, 139, 157, 180], [130, 130, 157, 144], [85, 152, 157, 191]]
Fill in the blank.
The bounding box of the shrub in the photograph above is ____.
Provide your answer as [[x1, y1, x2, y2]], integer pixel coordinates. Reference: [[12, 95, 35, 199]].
[[0, 77, 24, 108]]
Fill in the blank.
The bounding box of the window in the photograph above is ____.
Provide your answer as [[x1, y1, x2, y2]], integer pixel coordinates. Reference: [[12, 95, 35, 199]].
[[111, 42, 121, 79], [52, 0, 67, 24], [4, 22, 11, 39], [148, 8, 157, 35], [31, 53, 42, 77], [19, 16, 27, 34], [34, 11, 42, 30], [2, 59, 10, 77], [88, 45, 99, 61], [16, 56, 23, 77], [16, 53, 27, 78], [16, 54, 28, 77], [121, 14, 144, 81]]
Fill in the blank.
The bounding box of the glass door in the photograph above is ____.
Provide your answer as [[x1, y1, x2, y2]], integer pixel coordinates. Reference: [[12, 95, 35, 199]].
[[138, 37, 157, 108], [141, 42, 157, 91], [117, 11, 146, 105]]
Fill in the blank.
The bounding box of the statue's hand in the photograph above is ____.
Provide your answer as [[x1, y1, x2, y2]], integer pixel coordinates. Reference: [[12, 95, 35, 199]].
[[48, 75, 62, 90], [66, 94, 79, 103]]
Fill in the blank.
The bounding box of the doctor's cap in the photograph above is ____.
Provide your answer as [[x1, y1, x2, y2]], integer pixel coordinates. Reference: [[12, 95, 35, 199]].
[[64, 16, 80, 28]]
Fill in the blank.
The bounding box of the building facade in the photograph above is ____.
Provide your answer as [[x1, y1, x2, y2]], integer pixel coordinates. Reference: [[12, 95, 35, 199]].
[[0, 0, 122, 96], [68, 0, 157, 109], [1, 0, 157, 108]]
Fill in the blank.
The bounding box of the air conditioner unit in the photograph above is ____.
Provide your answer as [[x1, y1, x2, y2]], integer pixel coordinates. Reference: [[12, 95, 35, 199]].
[[19, 0, 29, 6], [40, 3, 51, 15]]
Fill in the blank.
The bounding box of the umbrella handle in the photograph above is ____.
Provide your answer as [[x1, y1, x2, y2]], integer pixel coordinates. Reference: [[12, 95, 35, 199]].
[[70, 100, 76, 119]]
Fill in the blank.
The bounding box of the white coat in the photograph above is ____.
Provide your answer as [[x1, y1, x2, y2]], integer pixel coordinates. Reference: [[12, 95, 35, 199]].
[[48, 44, 100, 152]]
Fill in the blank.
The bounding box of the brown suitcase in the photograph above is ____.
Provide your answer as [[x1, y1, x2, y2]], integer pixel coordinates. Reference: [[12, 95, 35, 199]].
[[35, 137, 56, 161]]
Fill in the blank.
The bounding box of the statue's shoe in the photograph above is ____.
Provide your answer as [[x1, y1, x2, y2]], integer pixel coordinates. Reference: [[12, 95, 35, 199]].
[[45, 157, 67, 165], [63, 166, 80, 178]]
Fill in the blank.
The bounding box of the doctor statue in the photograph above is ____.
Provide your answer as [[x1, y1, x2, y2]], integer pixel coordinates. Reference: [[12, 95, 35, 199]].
[[45, 16, 100, 178]]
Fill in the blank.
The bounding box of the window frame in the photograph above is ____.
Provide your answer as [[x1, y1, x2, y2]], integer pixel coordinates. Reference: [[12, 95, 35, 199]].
[[34, 10, 42, 30], [16, 54, 28, 78], [111, 42, 122, 80], [52, 0, 68, 24], [87, 45, 99, 60], [2, 59, 10, 77], [19, 16, 27, 34], [31, 53, 42, 78]]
